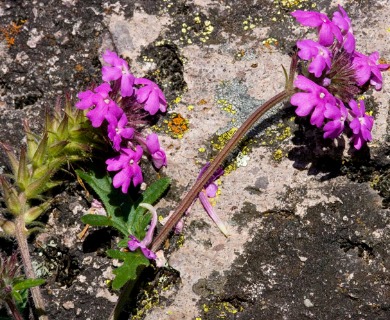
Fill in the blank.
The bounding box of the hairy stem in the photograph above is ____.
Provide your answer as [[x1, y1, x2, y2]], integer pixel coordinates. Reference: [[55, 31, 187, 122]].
[[5, 299, 23, 320], [14, 217, 48, 320], [151, 89, 292, 251]]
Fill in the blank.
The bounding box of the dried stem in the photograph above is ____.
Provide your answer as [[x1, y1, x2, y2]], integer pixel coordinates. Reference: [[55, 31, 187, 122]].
[[14, 217, 48, 320], [152, 89, 291, 251], [151, 54, 298, 252]]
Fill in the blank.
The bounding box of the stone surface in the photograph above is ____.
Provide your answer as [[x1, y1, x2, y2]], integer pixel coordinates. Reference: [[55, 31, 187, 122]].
[[0, 0, 389, 319]]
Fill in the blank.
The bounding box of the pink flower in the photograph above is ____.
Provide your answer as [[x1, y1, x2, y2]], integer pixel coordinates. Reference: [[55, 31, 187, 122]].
[[76, 83, 123, 128], [106, 146, 143, 193], [146, 133, 167, 169], [291, 75, 336, 127], [106, 113, 135, 151], [291, 10, 342, 47], [332, 5, 355, 53], [135, 78, 167, 115], [323, 100, 348, 139], [348, 100, 374, 150], [353, 51, 390, 90], [296, 39, 332, 77], [102, 50, 135, 97]]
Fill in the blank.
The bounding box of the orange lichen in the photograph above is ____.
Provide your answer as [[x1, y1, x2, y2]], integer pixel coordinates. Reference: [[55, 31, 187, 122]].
[[74, 64, 84, 72], [167, 113, 189, 138], [154, 113, 190, 139], [0, 20, 26, 47]]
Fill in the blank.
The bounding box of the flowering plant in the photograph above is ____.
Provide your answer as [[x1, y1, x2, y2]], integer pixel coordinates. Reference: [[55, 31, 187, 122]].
[[290, 5, 388, 149], [151, 5, 389, 251], [76, 50, 168, 193]]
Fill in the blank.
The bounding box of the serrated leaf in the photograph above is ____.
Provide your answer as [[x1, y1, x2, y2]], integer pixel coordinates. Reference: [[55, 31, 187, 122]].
[[76, 169, 136, 236], [13, 278, 45, 291], [81, 214, 113, 226], [82, 214, 128, 235], [106, 249, 149, 290], [129, 177, 170, 237]]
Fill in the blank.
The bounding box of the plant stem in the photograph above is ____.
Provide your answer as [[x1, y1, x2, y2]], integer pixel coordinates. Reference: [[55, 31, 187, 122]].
[[5, 299, 23, 320], [151, 89, 292, 251], [14, 216, 48, 320]]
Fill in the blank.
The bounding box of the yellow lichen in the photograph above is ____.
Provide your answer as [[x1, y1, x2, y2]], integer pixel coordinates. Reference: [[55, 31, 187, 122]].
[[272, 149, 284, 162], [217, 99, 237, 115], [262, 37, 279, 48], [211, 127, 238, 151]]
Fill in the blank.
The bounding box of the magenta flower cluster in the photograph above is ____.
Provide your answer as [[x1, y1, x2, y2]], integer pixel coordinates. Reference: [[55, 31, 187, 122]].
[[291, 6, 389, 149], [76, 50, 168, 193]]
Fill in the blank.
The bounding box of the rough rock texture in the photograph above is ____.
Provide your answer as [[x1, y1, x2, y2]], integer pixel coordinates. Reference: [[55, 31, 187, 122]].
[[0, 0, 389, 319]]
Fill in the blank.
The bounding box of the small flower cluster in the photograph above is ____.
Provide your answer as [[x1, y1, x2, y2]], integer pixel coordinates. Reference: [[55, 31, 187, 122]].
[[291, 6, 389, 149], [76, 50, 168, 193]]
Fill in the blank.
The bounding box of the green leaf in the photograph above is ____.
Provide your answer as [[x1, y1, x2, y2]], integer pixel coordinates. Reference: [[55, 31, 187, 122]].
[[16, 147, 29, 190], [76, 169, 170, 240], [13, 278, 45, 291], [117, 239, 128, 248], [12, 290, 23, 303], [129, 177, 170, 237], [106, 249, 149, 290], [24, 199, 53, 223], [76, 169, 136, 236], [0, 176, 21, 215], [25, 169, 55, 199], [32, 133, 48, 169]]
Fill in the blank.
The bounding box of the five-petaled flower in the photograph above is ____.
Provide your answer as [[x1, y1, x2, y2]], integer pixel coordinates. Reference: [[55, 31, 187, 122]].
[[106, 145, 144, 193], [102, 50, 136, 97], [106, 113, 135, 151], [291, 75, 336, 127], [135, 78, 167, 115]]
